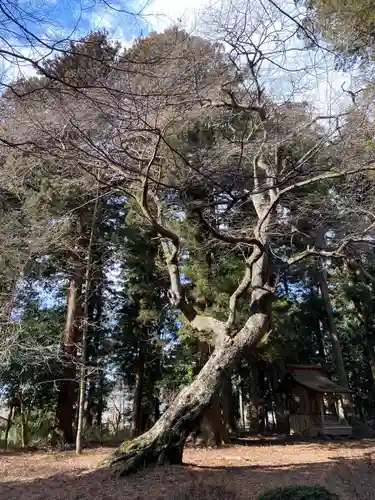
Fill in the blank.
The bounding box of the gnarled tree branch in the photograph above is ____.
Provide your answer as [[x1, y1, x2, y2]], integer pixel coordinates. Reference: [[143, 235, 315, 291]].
[[194, 208, 264, 251], [286, 237, 375, 266], [226, 248, 264, 333], [138, 144, 227, 344]]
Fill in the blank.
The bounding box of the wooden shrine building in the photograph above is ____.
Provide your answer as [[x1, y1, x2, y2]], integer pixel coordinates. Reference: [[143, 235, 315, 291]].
[[279, 365, 352, 437]]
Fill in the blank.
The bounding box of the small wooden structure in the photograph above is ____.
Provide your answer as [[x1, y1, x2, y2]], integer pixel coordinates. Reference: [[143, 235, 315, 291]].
[[279, 365, 352, 437]]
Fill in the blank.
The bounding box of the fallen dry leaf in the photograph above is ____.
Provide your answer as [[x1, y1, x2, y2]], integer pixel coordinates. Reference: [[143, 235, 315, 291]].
[[0, 438, 374, 499]]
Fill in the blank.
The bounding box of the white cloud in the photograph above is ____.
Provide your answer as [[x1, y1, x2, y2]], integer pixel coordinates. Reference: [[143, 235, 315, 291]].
[[0, 0, 358, 119], [88, 6, 140, 48], [141, 0, 203, 32], [0, 43, 53, 86], [87, 0, 205, 47]]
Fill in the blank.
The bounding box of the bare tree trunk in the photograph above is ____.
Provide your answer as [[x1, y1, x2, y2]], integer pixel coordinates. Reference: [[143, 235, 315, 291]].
[[3, 403, 13, 450], [108, 311, 269, 474], [318, 267, 354, 415], [56, 273, 82, 443], [314, 284, 327, 365], [76, 187, 99, 455], [75, 351, 87, 454], [221, 373, 235, 439], [273, 360, 289, 434], [131, 345, 146, 438], [192, 339, 230, 445], [85, 379, 95, 428], [85, 238, 104, 429], [197, 394, 226, 446], [249, 361, 260, 432], [20, 398, 29, 448], [97, 373, 105, 428], [56, 208, 92, 443]]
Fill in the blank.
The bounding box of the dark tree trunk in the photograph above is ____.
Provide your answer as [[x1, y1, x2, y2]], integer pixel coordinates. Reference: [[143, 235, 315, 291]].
[[273, 360, 289, 433], [56, 210, 89, 443], [154, 395, 160, 422], [85, 282, 97, 430], [249, 361, 261, 432], [196, 393, 228, 446], [85, 379, 95, 428], [191, 340, 230, 445], [96, 373, 105, 428], [314, 286, 327, 365], [131, 345, 146, 438], [108, 311, 269, 474], [20, 397, 29, 448], [221, 373, 235, 438], [3, 403, 13, 450], [56, 270, 83, 443], [85, 243, 104, 429], [257, 364, 267, 433]]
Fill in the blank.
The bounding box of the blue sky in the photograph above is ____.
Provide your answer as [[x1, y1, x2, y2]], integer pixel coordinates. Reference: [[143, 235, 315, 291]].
[[0, 0, 355, 117], [0, 0, 203, 85]]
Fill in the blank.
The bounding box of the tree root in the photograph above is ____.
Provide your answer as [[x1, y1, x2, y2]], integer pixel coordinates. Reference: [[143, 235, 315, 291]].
[[109, 440, 154, 476], [107, 431, 185, 477]]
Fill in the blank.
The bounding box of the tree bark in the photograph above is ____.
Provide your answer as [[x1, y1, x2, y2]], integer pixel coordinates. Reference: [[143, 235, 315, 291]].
[[192, 339, 230, 445], [56, 209, 89, 443], [272, 361, 289, 434], [131, 345, 146, 438], [85, 379, 95, 428], [318, 266, 354, 415], [3, 403, 13, 450], [196, 394, 227, 446], [76, 189, 99, 455], [20, 398, 29, 448], [75, 342, 87, 454], [108, 311, 269, 474], [75, 275, 90, 454], [221, 373, 235, 439], [56, 273, 82, 443], [314, 285, 327, 365], [97, 373, 105, 428], [249, 361, 261, 432], [85, 229, 104, 429]]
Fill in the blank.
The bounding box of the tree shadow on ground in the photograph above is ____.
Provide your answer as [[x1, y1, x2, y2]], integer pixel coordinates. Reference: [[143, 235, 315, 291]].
[[0, 454, 374, 500]]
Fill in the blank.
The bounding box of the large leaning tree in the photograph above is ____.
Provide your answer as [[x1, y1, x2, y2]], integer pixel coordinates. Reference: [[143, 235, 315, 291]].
[[2, 0, 375, 473]]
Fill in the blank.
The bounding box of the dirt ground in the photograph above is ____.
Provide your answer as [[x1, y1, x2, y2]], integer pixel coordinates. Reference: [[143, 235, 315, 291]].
[[0, 438, 375, 499]]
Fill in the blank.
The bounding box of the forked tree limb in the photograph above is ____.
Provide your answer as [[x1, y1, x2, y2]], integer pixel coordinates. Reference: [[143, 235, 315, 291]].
[[138, 143, 228, 343], [286, 237, 375, 266]]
